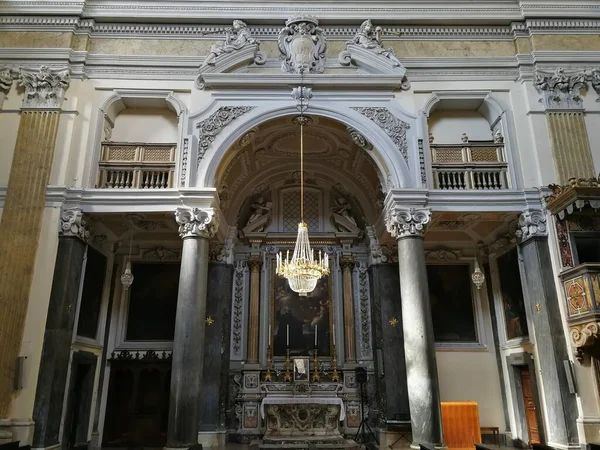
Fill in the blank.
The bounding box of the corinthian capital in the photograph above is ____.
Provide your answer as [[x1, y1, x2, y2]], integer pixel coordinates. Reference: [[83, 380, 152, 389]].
[[18, 65, 70, 109], [385, 207, 431, 238], [515, 209, 548, 243], [60, 209, 90, 241], [175, 207, 218, 239]]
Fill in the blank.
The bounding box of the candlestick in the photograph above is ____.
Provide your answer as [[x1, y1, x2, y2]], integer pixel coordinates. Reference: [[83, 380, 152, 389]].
[[314, 324, 318, 347], [331, 344, 340, 382], [264, 344, 273, 382], [286, 324, 289, 346], [311, 347, 320, 382], [283, 348, 292, 382]]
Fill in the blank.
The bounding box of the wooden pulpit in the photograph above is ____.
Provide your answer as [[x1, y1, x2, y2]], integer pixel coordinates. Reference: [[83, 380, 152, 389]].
[[441, 401, 482, 450]]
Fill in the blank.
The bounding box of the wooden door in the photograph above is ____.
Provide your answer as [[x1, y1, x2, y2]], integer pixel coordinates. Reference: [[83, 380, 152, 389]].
[[519, 366, 540, 446]]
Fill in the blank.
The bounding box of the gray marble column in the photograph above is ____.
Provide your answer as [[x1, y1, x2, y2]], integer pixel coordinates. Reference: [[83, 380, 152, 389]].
[[32, 210, 89, 448], [166, 207, 217, 449], [386, 207, 444, 449], [516, 209, 578, 447]]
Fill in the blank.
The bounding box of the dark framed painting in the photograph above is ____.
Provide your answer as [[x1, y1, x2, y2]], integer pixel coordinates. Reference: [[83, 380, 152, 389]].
[[497, 249, 529, 340], [126, 262, 180, 341], [427, 263, 478, 343], [270, 261, 332, 357]]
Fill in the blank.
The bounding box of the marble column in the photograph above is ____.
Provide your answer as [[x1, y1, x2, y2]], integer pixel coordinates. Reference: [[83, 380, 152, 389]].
[[32, 210, 89, 448], [385, 207, 444, 449], [342, 258, 356, 363], [246, 258, 262, 365], [533, 68, 595, 183], [198, 261, 234, 444], [166, 207, 217, 449], [0, 66, 70, 417], [515, 209, 579, 447]]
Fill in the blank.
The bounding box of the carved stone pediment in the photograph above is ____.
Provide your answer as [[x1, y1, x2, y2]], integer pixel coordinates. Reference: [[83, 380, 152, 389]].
[[278, 15, 327, 74], [197, 20, 266, 89], [339, 20, 410, 89]]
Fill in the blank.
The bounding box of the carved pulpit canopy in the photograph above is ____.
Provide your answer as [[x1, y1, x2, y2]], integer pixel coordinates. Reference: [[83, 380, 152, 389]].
[[545, 175, 600, 219]]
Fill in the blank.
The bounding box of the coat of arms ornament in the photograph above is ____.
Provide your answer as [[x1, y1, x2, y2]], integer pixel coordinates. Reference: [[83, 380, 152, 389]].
[[278, 15, 327, 74]]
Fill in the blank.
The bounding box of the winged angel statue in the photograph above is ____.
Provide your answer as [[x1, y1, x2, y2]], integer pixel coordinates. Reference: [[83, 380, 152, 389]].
[[278, 15, 327, 74]]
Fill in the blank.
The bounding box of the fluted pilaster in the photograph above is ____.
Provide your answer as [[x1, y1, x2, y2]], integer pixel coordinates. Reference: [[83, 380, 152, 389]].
[[0, 66, 70, 416], [341, 258, 356, 363]]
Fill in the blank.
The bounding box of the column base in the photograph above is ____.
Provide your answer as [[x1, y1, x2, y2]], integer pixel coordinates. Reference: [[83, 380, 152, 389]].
[[197, 431, 226, 448], [0, 418, 34, 446]]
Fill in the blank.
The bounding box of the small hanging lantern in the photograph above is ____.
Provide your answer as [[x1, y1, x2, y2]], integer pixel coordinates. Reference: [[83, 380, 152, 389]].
[[471, 260, 485, 290], [121, 261, 134, 289]]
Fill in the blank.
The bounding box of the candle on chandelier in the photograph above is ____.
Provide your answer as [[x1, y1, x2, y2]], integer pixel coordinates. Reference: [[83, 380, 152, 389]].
[[287, 324, 290, 347], [315, 324, 318, 347]]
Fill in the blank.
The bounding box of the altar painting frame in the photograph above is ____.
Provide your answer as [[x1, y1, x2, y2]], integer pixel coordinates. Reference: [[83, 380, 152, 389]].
[[426, 261, 487, 350], [270, 260, 334, 358], [292, 358, 310, 382]]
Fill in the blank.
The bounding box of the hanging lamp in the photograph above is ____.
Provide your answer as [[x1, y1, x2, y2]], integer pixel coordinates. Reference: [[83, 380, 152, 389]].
[[121, 221, 135, 289], [276, 71, 329, 296]]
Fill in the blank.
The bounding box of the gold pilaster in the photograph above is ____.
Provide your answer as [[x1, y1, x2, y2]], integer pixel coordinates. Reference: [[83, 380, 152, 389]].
[[247, 258, 262, 364], [342, 258, 356, 363], [547, 112, 596, 184], [0, 66, 69, 416]]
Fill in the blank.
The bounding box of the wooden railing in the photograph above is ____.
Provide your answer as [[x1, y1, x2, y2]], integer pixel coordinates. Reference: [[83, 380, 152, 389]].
[[430, 140, 509, 190], [96, 142, 176, 189]]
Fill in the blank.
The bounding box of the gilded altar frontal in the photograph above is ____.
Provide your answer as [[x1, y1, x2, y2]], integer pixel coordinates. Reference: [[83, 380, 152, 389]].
[[1, 2, 600, 450]]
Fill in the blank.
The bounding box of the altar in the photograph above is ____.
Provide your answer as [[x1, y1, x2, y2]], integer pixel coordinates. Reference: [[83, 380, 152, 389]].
[[258, 383, 353, 448]]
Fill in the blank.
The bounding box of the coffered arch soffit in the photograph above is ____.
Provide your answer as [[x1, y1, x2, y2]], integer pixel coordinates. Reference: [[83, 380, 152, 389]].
[[215, 115, 384, 224], [192, 102, 416, 194]]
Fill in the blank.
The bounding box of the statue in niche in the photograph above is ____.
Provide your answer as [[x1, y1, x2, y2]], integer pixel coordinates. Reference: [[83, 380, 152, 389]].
[[202, 20, 258, 67], [330, 196, 360, 233], [348, 20, 401, 67], [243, 196, 272, 233]]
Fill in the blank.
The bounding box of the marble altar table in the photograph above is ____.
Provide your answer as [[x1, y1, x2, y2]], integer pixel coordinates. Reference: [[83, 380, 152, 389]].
[[260, 397, 346, 446]]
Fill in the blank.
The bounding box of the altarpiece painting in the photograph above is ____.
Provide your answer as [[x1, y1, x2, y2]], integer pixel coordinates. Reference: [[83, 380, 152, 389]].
[[497, 249, 529, 340], [427, 264, 478, 343], [271, 264, 332, 357]]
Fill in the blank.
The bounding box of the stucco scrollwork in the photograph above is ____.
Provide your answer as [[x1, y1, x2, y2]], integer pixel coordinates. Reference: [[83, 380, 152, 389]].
[[347, 127, 372, 151], [533, 67, 587, 110], [515, 209, 548, 243], [197, 106, 255, 163], [385, 207, 431, 238], [175, 207, 218, 238], [278, 15, 327, 74], [18, 65, 70, 109], [59, 209, 90, 241], [352, 107, 409, 162]]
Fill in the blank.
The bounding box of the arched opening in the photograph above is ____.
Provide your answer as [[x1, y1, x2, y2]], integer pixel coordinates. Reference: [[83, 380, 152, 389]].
[[423, 94, 513, 190], [94, 92, 186, 189], [215, 115, 385, 229]]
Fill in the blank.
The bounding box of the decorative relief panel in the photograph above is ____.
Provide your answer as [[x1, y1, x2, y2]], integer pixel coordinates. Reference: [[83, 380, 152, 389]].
[[197, 106, 255, 163], [352, 107, 409, 163], [354, 261, 373, 360], [230, 261, 247, 359]]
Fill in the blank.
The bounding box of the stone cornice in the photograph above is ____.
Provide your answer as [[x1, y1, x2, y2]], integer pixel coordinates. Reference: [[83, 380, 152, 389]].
[[2, 15, 600, 38]]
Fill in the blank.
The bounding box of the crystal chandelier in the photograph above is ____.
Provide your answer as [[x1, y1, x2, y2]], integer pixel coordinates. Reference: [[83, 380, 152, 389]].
[[276, 76, 329, 296]]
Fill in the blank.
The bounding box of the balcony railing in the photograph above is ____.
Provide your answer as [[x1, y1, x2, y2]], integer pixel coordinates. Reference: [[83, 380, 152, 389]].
[[96, 142, 176, 189], [430, 140, 509, 190]]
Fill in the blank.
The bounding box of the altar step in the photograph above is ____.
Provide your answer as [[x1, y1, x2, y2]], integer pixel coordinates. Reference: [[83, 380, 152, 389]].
[[258, 439, 359, 450]]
